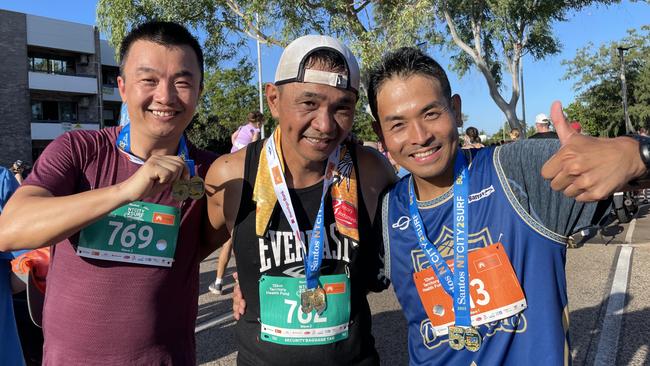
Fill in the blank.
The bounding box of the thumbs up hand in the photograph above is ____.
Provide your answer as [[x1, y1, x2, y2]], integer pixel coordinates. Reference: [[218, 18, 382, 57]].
[[541, 101, 646, 201]]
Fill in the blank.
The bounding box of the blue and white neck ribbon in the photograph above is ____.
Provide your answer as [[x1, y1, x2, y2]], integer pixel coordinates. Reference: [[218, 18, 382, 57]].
[[265, 132, 340, 290], [408, 150, 471, 327], [116, 123, 195, 176]]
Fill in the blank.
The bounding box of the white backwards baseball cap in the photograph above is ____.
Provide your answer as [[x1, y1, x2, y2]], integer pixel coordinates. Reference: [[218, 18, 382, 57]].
[[535, 113, 551, 125], [274, 35, 360, 94]]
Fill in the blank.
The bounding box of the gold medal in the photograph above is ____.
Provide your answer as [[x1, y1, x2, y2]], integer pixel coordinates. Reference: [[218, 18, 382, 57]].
[[312, 286, 327, 315], [188, 176, 205, 200], [463, 327, 482, 352], [300, 289, 313, 314], [448, 326, 466, 351], [171, 180, 189, 201]]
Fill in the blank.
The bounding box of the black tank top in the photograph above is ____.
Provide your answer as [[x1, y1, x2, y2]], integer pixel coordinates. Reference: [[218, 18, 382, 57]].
[[233, 139, 380, 366]]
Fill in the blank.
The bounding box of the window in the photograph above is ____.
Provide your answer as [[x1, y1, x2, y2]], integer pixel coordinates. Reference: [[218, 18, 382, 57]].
[[31, 101, 78, 122], [28, 54, 75, 75], [59, 102, 77, 121], [102, 66, 120, 87]]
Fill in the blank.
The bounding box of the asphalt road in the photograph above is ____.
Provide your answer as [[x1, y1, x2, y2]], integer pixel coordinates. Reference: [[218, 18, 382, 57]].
[[195, 204, 650, 365]]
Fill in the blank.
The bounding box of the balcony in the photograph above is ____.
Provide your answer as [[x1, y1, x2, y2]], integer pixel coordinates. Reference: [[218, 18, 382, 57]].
[[29, 71, 97, 94], [102, 86, 122, 102], [31, 121, 100, 140], [26, 14, 95, 54]]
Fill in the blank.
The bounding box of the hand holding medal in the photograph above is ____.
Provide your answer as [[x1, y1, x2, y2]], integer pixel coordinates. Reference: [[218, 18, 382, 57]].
[[171, 175, 205, 201]]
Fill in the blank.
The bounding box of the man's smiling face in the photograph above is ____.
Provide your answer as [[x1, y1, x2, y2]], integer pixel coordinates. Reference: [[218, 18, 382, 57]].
[[376, 74, 462, 186], [118, 40, 202, 142]]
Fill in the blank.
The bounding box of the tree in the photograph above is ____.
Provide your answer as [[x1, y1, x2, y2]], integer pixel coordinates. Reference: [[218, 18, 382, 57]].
[[436, 0, 620, 131], [563, 26, 650, 136], [96, 1, 439, 144], [186, 59, 273, 153], [96, 0, 621, 136]]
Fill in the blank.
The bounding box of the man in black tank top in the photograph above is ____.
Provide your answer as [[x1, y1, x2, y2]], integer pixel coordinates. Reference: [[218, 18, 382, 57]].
[[205, 35, 396, 365]]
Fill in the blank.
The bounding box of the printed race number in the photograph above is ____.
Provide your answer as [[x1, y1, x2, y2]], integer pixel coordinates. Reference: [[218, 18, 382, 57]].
[[284, 299, 327, 324], [107, 221, 154, 249]]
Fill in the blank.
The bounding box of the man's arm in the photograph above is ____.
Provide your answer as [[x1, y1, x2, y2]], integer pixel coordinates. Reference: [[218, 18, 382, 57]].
[[355, 144, 398, 226], [355, 145, 397, 293], [541, 101, 648, 201], [204, 149, 246, 260], [0, 155, 189, 251]]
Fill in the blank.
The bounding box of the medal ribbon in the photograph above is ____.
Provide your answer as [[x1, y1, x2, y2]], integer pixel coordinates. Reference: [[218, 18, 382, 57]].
[[408, 151, 471, 327], [265, 128, 340, 290], [116, 123, 195, 176]]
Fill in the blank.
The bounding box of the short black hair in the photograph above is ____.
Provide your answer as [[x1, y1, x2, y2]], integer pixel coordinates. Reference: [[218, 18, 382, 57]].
[[367, 47, 452, 123], [119, 20, 204, 84], [303, 49, 348, 75]]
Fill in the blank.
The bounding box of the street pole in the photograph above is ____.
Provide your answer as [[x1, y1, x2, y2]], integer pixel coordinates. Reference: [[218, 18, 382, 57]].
[[617, 46, 634, 135], [256, 12, 265, 139], [520, 59, 527, 137]]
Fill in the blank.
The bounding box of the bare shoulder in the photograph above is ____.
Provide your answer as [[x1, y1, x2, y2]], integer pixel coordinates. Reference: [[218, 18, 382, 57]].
[[354, 144, 397, 224], [355, 144, 396, 187], [206, 148, 246, 187], [205, 148, 247, 229]]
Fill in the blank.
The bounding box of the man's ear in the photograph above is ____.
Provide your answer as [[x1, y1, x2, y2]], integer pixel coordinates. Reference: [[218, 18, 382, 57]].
[[371, 118, 385, 144], [451, 94, 463, 128], [266, 83, 281, 119], [117, 76, 126, 102]]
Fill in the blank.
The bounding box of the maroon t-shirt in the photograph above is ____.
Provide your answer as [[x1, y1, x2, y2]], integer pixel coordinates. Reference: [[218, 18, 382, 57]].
[[24, 127, 217, 365]]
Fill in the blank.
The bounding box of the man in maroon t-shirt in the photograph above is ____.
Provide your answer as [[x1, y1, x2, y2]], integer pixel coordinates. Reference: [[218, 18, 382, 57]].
[[0, 21, 223, 365]]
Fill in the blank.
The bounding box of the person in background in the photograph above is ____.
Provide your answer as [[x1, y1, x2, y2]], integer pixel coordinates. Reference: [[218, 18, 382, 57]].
[[0, 166, 25, 366], [530, 113, 558, 139], [570, 121, 582, 134], [509, 128, 521, 141], [208, 111, 265, 295], [462, 126, 484, 148], [231, 111, 265, 153], [10, 161, 28, 185]]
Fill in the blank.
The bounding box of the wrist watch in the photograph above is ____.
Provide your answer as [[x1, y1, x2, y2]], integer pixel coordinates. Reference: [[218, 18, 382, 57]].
[[627, 134, 650, 170]]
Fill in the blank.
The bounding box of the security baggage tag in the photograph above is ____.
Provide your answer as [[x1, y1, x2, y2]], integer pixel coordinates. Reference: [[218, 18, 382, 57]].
[[77, 201, 180, 267], [413, 243, 527, 337], [259, 274, 350, 346]]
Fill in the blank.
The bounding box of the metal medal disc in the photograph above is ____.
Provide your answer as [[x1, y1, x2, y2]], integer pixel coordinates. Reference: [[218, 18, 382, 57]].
[[463, 327, 482, 352], [188, 175, 205, 200], [172, 180, 190, 201], [447, 326, 466, 351], [300, 289, 313, 314], [433, 304, 445, 316], [312, 287, 327, 315]]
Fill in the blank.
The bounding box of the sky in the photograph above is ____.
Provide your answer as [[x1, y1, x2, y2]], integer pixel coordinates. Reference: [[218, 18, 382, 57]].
[[3, 0, 649, 134]]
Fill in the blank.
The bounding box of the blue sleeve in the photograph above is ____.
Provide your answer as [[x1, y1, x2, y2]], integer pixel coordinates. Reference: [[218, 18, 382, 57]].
[[497, 139, 603, 236], [0, 167, 19, 214]]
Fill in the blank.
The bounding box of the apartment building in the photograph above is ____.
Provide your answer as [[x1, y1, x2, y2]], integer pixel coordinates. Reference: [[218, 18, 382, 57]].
[[0, 9, 123, 167]]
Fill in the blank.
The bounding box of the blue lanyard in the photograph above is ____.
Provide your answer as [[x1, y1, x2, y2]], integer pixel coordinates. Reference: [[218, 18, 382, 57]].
[[306, 189, 328, 289], [408, 151, 471, 327], [116, 123, 195, 176]]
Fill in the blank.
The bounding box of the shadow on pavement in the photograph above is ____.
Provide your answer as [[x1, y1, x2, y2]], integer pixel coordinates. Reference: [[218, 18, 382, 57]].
[[197, 262, 237, 324], [195, 320, 238, 365], [570, 293, 650, 365], [372, 310, 409, 365]]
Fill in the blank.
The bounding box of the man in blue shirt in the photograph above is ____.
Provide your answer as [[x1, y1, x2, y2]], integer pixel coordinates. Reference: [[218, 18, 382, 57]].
[[1, 165, 25, 366], [367, 47, 648, 365]]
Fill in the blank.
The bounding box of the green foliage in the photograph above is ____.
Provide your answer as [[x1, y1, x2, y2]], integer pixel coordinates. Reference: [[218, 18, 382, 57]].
[[436, 0, 619, 129], [562, 25, 650, 136], [96, 0, 625, 139], [186, 59, 272, 154]]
